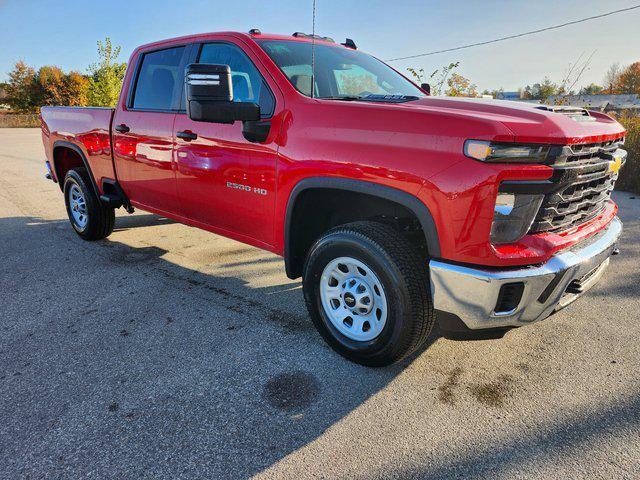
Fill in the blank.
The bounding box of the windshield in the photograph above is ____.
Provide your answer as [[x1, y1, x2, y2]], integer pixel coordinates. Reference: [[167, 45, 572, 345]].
[[258, 40, 425, 102]]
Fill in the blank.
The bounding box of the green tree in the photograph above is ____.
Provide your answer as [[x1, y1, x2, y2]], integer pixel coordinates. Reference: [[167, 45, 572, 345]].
[[5, 60, 38, 112], [536, 77, 558, 101], [578, 83, 604, 95], [521, 77, 558, 101], [407, 62, 460, 96], [481, 88, 504, 98], [87, 38, 127, 107]]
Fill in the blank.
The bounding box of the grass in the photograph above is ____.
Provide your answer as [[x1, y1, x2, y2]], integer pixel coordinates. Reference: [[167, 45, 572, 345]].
[[613, 111, 640, 195]]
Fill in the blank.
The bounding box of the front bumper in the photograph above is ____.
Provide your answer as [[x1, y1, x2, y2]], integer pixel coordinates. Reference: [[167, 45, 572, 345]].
[[430, 216, 622, 331]]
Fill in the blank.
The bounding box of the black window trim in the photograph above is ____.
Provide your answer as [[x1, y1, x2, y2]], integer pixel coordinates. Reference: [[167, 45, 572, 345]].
[[126, 44, 192, 113], [193, 40, 276, 119]]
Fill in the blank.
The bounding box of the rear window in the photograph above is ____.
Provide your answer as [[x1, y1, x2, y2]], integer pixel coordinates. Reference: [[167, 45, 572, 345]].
[[132, 46, 185, 111]]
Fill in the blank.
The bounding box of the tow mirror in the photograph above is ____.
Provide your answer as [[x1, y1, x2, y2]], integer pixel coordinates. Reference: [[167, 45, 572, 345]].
[[185, 63, 260, 124], [420, 83, 431, 96]]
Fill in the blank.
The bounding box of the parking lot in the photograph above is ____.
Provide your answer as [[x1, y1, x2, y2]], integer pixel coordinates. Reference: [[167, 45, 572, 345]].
[[1, 128, 639, 479]]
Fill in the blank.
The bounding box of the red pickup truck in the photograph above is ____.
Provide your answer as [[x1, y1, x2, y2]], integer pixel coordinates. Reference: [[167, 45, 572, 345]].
[[41, 30, 627, 366]]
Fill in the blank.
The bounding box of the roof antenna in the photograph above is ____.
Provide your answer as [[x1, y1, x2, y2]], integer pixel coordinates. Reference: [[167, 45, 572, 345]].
[[311, 0, 316, 98]]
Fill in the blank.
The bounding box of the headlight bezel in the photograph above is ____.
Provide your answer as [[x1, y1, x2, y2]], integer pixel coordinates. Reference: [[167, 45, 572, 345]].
[[464, 140, 552, 163]]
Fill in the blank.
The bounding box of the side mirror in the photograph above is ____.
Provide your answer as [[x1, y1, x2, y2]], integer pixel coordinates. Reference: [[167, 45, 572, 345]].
[[185, 63, 260, 124], [420, 83, 431, 96]]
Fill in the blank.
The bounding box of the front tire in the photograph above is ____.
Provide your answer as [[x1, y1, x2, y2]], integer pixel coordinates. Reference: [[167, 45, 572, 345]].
[[302, 221, 434, 367], [63, 168, 115, 241]]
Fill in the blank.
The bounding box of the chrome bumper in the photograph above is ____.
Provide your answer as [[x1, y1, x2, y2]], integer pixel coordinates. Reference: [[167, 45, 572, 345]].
[[430, 217, 622, 330]]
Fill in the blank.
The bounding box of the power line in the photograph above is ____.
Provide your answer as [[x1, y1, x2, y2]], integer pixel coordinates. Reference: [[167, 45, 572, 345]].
[[386, 5, 640, 61]]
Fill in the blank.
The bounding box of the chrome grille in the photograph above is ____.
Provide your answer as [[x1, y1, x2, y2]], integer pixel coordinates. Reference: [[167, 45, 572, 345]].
[[530, 137, 626, 234]]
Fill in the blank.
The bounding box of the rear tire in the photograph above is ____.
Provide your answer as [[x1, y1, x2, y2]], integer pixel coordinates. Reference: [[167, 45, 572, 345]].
[[302, 221, 434, 367], [63, 168, 115, 241]]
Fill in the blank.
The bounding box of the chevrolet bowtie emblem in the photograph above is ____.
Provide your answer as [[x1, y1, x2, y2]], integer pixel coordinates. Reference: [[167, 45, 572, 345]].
[[608, 155, 623, 174]]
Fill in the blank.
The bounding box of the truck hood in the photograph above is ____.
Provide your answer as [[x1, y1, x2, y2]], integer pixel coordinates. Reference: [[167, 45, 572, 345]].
[[398, 96, 626, 145]]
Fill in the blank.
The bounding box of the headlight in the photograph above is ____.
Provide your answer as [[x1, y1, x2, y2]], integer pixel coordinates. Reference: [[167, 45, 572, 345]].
[[490, 192, 543, 244], [464, 140, 550, 163]]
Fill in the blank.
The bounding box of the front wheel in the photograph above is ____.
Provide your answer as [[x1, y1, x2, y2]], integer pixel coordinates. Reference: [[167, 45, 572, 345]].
[[302, 221, 434, 367], [63, 168, 115, 241]]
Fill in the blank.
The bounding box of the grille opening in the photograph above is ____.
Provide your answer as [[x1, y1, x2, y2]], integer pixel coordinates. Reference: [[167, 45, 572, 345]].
[[495, 282, 525, 314], [530, 138, 624, 234]]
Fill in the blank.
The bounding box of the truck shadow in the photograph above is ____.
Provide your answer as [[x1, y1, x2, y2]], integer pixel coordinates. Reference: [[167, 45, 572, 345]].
[[3, 194, 638, 478], [1, 214, 438, 479]]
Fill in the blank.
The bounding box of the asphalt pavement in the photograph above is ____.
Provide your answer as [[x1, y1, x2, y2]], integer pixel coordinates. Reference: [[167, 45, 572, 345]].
[[1, 128, 639, 479]]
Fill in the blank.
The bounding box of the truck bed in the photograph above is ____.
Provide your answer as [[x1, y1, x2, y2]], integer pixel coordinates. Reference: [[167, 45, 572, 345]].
[[41, 106, 116, 190]]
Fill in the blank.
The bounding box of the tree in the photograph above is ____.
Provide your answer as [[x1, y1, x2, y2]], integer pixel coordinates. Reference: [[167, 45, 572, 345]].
[[64, 71, 90, 106], [578, 83, 604, 95], [481, 88, 504, 98], [603, 62, 623, 93], [5, 60, 38, 112], [30, 66, 90, 108], [35, 66, 66, 106], [407, 62, 460, 96], [537, 77, 558, 102], [617, 62, 640, 94], [87, 38, 127, 107], [445, 72, 478, 97]]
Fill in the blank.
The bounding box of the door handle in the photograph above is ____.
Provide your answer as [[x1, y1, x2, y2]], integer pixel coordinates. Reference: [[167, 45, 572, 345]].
[[177, 130, 198, 141], [114, 124, 130, 133]]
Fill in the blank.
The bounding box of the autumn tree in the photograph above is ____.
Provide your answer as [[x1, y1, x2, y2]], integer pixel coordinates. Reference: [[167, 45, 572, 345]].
[[87, 38, 127, 107], [5, 60, 38, 112], [617, 62, 640, 94], [34, 66, 89, 107], [446, 72, 478, 97]]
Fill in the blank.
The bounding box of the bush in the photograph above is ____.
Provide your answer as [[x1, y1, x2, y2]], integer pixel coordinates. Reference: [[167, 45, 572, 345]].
[[0, 113, 40, 128], [615, 111, 640, 194]]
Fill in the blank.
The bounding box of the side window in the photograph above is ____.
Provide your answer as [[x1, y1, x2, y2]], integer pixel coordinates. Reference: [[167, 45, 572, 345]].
[[132, 46, 185, 111], [198, 43, 275, 117]]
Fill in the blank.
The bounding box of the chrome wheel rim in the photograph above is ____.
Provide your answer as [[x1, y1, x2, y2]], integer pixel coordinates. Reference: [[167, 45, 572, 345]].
[[68, 184, 88, 230], [319, 256, 388, 342]]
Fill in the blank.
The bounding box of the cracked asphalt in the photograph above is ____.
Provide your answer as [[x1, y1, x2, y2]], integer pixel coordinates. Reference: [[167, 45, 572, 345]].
[[1, 128, 639, 479]]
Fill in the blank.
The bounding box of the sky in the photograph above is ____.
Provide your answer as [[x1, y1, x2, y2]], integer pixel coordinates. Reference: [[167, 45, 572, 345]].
[[0, 0, 638, 92]]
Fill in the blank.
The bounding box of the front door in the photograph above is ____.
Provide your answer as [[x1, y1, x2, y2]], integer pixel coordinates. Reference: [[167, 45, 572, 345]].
[[173, 40, 281, 246], [112, 45, 189, 215]]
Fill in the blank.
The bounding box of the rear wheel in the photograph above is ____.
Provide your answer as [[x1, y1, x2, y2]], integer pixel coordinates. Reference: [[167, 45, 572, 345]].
[[303, 221, 434, 367], [63, 168, 115, 241]]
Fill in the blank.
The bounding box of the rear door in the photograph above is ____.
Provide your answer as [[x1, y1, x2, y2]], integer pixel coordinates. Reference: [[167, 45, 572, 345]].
[[112, 45, 190, 215], [173, 39, 282, 246]]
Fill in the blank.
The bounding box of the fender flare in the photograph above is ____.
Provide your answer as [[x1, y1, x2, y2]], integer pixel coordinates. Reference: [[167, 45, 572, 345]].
[[283, 177, 441, 277], [52, 140, 100, 197]]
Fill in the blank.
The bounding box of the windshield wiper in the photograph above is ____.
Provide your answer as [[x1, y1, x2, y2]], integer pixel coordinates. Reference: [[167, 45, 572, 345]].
[[318, 96, 363, 101], [318, 94, 420, 103], [360, 94, 420, 103]]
